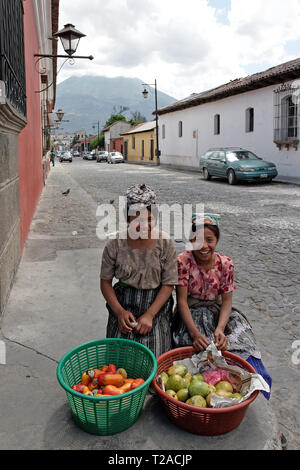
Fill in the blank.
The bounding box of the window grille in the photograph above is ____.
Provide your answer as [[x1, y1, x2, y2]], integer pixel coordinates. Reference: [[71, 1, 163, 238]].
[[0, 0, 26, 117], [274, 83, 300, 147]]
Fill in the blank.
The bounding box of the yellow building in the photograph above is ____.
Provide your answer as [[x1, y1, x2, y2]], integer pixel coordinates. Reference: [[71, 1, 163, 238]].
[[121, 121, 158, 164]]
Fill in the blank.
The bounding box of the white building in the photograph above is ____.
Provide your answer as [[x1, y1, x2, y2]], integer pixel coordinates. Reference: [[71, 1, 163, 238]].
[[157, 58, 300, 178]]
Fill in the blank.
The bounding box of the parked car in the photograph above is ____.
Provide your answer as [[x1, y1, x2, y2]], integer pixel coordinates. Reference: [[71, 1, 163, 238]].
[[83, 151, 94, 160], [73, 151, 80, 157], [96, 151, 109, 162], [59, 151, 72, 163], [199, 147, 278, 185], [108, 152, 124, 164]]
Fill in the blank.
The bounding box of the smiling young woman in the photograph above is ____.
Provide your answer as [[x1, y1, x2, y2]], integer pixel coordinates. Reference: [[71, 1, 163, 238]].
[[172, 213, 272, 399]]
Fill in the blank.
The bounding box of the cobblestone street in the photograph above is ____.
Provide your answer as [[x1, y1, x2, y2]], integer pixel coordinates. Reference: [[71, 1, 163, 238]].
[[3, 159, 299, 449], [57, 159, 299, 448]]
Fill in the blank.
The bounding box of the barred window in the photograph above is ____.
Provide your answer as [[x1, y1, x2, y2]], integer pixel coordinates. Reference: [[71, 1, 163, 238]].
[[0, 0, 26, 116], [274, 84, 300, 144]]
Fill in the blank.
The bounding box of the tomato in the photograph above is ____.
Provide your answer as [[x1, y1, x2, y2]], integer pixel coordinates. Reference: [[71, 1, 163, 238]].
[[103, 385, 123, 395], [101, 365, 109, 372], [94, 369, 104, 379], [72, 384, 85, 393], [107, 364, 117, 374], [102, 373, 124, 387], [124, 378, 134, 384], [130, 378, 145, 390]]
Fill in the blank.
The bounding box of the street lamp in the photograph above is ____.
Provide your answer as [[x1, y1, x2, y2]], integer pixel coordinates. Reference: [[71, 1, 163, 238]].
[[35, 23, 94, 61], [142, 79, 161, 166], [53, 24, 86, 57], [34, 24, 94, 93], [56, 109, 64, 121], [92, 121, 100, 146]]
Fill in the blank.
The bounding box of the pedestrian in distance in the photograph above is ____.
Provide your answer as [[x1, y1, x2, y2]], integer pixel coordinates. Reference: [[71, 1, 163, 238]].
[[172, 213, 272, 399], [100, 183, 178, 357], [50, 150, 55, 167]]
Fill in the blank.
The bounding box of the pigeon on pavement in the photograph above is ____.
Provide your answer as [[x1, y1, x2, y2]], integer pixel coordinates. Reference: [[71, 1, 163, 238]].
[[62, 189, 70, 196]]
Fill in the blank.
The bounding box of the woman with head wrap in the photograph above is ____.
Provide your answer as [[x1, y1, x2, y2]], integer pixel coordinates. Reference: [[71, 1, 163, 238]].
[[173, 213, 272, 399], [100, 184, 178, 357]]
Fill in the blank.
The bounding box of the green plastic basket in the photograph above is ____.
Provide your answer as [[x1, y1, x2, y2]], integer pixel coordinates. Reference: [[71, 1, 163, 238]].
[[57, 338, 157, 435]]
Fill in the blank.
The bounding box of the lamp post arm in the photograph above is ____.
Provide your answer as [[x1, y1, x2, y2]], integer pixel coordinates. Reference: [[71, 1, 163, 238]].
[[34, 54, 94, 60], [154, 79, 160, 166]]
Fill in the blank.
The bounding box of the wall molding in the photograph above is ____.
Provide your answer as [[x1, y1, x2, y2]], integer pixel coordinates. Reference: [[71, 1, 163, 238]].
[[0, 99, 27, 135]]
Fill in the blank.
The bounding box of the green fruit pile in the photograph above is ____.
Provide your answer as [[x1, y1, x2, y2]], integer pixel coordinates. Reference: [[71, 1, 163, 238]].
[[159, 365, 243, 408]]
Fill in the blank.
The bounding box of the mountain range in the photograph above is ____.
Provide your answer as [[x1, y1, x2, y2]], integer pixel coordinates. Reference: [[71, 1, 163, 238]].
[[54, 76, 177, 134]]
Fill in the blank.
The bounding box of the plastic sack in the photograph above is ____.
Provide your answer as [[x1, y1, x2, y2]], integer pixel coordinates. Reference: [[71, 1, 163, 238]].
[[202, 368, 230, 386]]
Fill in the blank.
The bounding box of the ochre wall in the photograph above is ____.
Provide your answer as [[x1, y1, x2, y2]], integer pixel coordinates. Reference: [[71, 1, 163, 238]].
[[124, 130, 157, 163]]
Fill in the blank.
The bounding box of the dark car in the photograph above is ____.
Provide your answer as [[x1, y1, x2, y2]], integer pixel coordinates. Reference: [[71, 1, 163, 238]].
[[200, 147, 278, 185]]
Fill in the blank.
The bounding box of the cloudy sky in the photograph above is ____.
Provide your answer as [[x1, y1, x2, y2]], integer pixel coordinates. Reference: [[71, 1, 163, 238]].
[[57, 0, 300, 100]]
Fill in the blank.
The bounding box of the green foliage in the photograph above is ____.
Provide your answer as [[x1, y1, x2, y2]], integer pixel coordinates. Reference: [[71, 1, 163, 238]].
[[104, 114, 127, 128], [90, 134, 105, 150]]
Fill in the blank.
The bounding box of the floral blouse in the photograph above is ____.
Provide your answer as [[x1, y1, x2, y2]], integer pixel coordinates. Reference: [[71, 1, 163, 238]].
[[177, 251, 236, 300]]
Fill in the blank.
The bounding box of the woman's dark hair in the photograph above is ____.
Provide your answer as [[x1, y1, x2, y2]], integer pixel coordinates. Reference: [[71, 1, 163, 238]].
[[191, 223, 220, 241]]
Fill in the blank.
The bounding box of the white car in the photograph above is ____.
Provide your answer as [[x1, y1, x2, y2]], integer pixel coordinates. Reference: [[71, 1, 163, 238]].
[[108, 152, 124, 164], [83, 151, 94, 160], [59, 151, 72, 162], [73, 151, 80, 157], [96, 151, 109, 162]]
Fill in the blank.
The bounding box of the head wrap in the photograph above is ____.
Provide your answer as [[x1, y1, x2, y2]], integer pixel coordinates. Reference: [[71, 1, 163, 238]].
[[125, 184, 156, 207], [192, 213, 220, 227]]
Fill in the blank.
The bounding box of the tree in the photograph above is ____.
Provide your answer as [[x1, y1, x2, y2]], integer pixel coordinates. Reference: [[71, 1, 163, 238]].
[[104, 114, 127, 128], [90, 134, 105, 150], [71, 134, 79, 148], [130, 111, 147, 123]]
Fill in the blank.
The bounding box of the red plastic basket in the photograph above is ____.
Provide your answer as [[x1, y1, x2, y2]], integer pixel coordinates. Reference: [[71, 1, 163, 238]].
[[152, 347, 259, 436]]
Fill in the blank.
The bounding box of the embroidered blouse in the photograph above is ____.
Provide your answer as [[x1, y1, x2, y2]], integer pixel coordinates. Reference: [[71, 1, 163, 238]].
[[100, 231, 178, 290], [177, 251, 236, 300]]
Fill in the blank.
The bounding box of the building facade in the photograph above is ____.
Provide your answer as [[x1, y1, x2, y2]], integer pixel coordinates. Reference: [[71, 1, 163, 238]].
[[0, 0, 59, 317], [157, 58, 300, 178], [121, 121, 157, 163], [102, 120, 132, 153]]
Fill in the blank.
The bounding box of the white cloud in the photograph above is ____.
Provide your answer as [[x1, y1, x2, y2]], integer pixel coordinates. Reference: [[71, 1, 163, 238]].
[[56, 0, 300, 100]]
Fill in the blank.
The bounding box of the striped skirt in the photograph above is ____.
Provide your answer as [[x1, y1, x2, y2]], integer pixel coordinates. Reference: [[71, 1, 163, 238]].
[[106, 282, 174, 358]]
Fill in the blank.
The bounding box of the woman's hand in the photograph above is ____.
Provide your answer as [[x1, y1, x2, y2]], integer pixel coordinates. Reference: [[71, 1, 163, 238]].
[[116, 309, 136, 335], [190, 331, 210, 352], [135, 312, 153, 336], [214, 327, 228, 350]]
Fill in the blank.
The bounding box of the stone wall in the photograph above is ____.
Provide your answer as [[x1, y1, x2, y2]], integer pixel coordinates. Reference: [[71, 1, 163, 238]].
[[0, 101, 27, 317]]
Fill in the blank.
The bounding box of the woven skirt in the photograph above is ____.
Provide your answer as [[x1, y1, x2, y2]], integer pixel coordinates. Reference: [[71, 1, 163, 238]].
[[172, 298, 272, 399], [106, 282, 174, 358]]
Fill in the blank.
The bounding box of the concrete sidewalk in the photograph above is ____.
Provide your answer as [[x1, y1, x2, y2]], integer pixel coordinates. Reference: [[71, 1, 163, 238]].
[[275, 175, 300, 185], [0, 163, 282, 450]]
